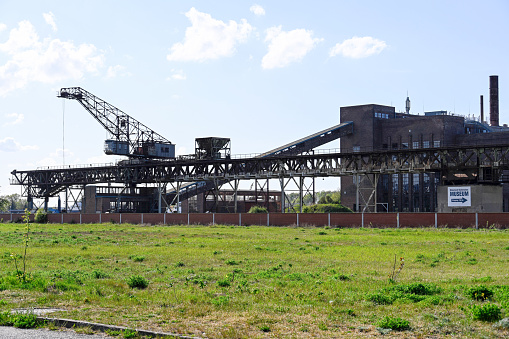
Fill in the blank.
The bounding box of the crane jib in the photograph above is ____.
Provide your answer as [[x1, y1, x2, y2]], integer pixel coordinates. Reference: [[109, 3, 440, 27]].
[[57, 87, 175, 159]]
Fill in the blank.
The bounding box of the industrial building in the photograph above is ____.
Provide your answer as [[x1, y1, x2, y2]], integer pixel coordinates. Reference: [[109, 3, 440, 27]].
[[11, 77, 509, 215], [340, 75, 509, 212]]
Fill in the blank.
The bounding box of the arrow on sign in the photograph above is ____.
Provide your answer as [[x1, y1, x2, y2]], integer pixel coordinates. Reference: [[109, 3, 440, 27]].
[[451, 198, 467, 203]]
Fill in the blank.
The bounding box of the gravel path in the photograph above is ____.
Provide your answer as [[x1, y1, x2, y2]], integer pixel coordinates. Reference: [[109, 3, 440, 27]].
[[0, 327, 109, 339]]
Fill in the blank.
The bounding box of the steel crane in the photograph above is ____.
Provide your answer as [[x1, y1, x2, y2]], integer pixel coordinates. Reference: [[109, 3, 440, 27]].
[[58, 87, 175, 159]]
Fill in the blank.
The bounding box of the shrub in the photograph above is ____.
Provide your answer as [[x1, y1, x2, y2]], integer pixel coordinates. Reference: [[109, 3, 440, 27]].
[[126, 275, 149, 289], [217, 279, 231, 287], [471, 303, 501, 322], [13, 313, 37, 329], [302, 204, 352, 213], [129, 255, 145, 263], [392, 283, 442, 296], [34, 209, 48, 223], [377, 316, 410, 331], [248, 206, 268, 213], [0, 312, 38, 329], [467, 285, 494, 301]]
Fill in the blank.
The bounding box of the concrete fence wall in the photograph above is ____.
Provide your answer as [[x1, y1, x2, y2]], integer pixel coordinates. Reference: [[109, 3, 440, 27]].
[[1, 212, 509, 229]]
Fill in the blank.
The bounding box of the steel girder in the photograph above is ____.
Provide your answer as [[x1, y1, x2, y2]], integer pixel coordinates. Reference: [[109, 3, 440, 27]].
[[11, 145, 509, 199]]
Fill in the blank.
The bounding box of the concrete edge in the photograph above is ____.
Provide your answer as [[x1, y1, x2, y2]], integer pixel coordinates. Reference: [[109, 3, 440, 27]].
[[37, 317, 202, 339]]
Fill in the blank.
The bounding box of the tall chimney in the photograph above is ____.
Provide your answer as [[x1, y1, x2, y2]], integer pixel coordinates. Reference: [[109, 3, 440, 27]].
[[480, 95, 484, 123], [490, 75, 499, 127]]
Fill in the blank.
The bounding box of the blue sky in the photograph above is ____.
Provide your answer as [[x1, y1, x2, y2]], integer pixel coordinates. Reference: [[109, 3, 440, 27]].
[[1, 0, 508, 196]]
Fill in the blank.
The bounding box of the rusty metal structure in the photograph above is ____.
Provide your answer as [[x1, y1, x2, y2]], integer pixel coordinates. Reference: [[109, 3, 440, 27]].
[[10, 76, 509, 213]]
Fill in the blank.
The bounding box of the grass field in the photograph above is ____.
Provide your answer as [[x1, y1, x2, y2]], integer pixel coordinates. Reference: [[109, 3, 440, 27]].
[[0, 222, 508, 338]]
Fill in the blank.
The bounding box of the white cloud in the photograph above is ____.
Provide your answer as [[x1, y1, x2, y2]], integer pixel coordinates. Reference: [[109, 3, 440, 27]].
[[250, 4, 266, 16], [3, 113, 24, 126], [167, 7, 253, 62], [167, 69, 187, 80], [261, 26, 322, 69], [0, 23, 6, 33], [0, 137, 39, 152], [0, 20, 104, 96], [43, 12, 57, 32], [329, 36, 387, 58], [106, 65, 131, 78]]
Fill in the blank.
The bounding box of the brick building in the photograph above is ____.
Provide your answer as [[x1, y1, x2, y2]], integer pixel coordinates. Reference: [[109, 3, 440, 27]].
[[339, 97, 509, 212]]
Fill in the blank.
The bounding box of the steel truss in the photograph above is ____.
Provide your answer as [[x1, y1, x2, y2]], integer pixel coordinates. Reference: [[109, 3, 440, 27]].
[[11, 145, 509, 212]]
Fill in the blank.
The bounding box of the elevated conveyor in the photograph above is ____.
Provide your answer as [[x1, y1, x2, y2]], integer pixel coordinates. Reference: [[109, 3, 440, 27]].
[[257, 121, 353, 157], [168, 121, 354, 205]]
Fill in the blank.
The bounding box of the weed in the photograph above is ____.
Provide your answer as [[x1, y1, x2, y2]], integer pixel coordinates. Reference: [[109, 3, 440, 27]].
[[92, 270, 108, 279], [0, 311, 38, 329], [175, 261, 185, 267], [467, 285, 494, 301], [129, 255, 145, 262], [259, 325, 271, 332], [126, 275, 149, 289], [388, 255, 404, 282], [105, 329, 122, 336], [377, 316, 410, 331], [471, 303, 501, 322], [217, 278, 231, 287], [122, 329, 138, 338], [10, 209, 33, 283]]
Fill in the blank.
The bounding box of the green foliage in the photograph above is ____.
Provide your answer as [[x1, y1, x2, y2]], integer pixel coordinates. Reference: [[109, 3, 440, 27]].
[[302, 204, 352, 213], [0, 193, 28, 212], [128, 255, 145, 262], [0, 311, 38, 329], [259, 325, 271, 332], [126, 275, 149, 289], [368, 283, 442, 305], [471, 303, 501, 322], [217, 278, 231, 287], [247, 206, 268, 213], [11, 209, 33, 283], [122, 329, 139, 338], [377, 316, 410, 331], [467, 285, 494, 301], [34, 209, 48, 223]]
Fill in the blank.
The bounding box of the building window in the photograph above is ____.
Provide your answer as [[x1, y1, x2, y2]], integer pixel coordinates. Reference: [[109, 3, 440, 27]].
[[382, 144, 388, 149], [433, 140, 441, 148], [353, 146, 360, 152], [423, 141, 430, 148], [402, 143, 409, 149], [375, 112, 389, 119], [392, 143, 398, 150], [413, 141, 419, 149]]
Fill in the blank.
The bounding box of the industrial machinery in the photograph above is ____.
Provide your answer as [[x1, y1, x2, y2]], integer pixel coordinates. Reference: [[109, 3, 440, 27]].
[[58, 87, 175, 159]]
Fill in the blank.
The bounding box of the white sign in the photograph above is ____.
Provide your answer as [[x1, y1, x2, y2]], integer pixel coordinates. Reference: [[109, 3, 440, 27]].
[[448, 187, 471, 207]]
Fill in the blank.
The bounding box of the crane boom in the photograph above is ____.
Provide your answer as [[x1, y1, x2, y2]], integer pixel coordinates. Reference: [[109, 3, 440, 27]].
[[58, 87, 175, 159]]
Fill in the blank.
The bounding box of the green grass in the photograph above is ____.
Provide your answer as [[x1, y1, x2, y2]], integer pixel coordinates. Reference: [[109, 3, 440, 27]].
[[0, 223, 508, 338]]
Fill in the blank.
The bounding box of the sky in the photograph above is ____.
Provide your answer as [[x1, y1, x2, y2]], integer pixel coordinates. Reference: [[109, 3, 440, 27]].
[[1, 0, 508, 198]]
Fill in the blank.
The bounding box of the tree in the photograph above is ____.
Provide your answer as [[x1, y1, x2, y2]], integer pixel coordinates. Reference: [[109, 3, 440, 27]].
[[0, 187, 10, 212]]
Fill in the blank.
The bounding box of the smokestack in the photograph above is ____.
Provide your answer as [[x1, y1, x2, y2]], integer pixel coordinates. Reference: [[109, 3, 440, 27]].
[[480, 95, 484, 123], [490, 75, 499, 127]]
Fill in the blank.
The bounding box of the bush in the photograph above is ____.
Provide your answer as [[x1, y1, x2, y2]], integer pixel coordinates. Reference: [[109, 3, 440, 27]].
[[377, 316, 410, 331], [0, 311, 38, 329], [34, 209, 48, 223], [471, 303, 501, 322], [467, 285, 494, 301], [248, 206, 268, 213], [302, 204, 352, 213], [126, 275, 149, 289], [392, 283, 442, 296]]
